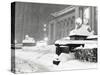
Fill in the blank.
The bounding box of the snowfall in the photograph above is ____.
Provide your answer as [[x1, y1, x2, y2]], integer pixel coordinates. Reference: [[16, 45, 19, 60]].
[[14, 45, 97, 73]]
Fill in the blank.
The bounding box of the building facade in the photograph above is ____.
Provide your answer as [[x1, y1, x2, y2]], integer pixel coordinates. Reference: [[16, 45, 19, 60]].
[[48, 6, 97, 44]]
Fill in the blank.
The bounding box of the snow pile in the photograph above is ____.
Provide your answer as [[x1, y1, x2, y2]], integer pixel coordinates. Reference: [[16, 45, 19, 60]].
[[75, 43, 97, 49], [22, 45, 56, 53], [38, 54, 58, 66], [87, 35, 98, 39], [75, 45, 84, 49], [36, 41, 47, 46], [58, 53, 75, 63], [84, 43, 97, 49], [55, 60, 97, 71]]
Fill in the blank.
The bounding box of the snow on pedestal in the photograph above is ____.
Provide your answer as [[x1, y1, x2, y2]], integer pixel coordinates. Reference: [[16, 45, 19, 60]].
[[22, 35, 36, 47]]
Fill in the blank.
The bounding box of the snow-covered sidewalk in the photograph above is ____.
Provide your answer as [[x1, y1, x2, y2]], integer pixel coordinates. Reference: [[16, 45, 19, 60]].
[[15, 45, 97, 73]]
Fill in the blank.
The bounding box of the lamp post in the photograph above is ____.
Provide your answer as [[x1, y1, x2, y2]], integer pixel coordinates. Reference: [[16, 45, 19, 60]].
[[43, 24, 48, 41]]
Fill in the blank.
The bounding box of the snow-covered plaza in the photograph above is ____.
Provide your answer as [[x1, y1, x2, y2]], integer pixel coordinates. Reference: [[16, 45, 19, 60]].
[[14, 45, 97, 73]]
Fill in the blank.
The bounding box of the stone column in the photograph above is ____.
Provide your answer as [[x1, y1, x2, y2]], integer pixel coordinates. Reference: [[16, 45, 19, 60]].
[[48, 21, 55, 44], [79, 7, 84, 24], [48, 22, 51, 44], [53, 20, 56, 42], [75, 6, 79, 28], [89, 7, 95, 31], [94, 7, 97, 35], [75, 6, 79, 19]]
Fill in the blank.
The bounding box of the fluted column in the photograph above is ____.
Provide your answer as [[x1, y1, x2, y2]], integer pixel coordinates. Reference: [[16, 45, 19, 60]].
[[89, 7, 94, 30], [75, 6, 79, 19], [75, 6, 79, 28]]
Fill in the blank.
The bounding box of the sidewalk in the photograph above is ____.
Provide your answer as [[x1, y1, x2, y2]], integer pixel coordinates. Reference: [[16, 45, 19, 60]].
[[15, 46, 97, 73]]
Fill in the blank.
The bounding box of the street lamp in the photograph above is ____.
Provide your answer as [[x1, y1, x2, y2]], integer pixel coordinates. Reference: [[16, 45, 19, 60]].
[[44, 37, 48, 41], [43, 24, 48, 42], [44, 24, 47, 27], [43, 28, 46, 31]]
